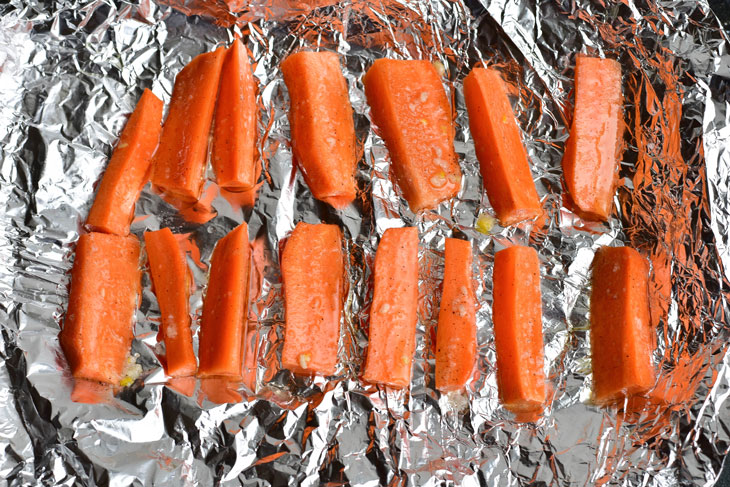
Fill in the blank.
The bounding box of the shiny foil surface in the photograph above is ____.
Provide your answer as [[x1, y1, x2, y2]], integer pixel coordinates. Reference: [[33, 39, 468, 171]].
[[1, 0, 730, 485]]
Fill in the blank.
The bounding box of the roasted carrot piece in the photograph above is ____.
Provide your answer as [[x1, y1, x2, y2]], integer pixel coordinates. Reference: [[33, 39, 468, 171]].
[[280, 51, 357, 209], [144, 228, 196, 378], [363, 59, 461, 212], [152, 47, 226, 202], [198, 223, 251, 378], [493, 245, 545, 413], [362, 227, 419, 388], [211, 39, 260, 192], [86, 89, 163, 236], [281, 222, 344, 375], [562, 55, 624, 221], [463, 68, 542, 226], [59, 232, 141, 385], [435, 238, 477, 392], [590, 246, 654, 404]]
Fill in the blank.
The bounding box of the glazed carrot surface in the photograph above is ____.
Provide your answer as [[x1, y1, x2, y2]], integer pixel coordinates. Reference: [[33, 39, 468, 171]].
[[212, 39, 260, 192], [198, 223, 251, 378], [60, 232, 141, 385], [152, 47, 226, 202], [435, 238, 477, 392], [362, 227, 419, 388], [492, 245, 545, 413], [86, 89, 163, 236], [281, 51, 357, 209], [363, 59, 461, 212], [144, 228, 196, 377], [281, 222, 345, 375], [562, 55, 624, 221], [463, 68, 542, 226], [590, 246, 654, 404]]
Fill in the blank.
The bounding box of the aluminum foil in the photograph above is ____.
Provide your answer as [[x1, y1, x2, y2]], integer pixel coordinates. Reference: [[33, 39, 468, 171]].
[[2, 0, 730, 484]]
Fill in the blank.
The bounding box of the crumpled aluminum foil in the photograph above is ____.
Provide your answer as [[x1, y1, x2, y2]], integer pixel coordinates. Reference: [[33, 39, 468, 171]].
[[1, 0, 730, 484]]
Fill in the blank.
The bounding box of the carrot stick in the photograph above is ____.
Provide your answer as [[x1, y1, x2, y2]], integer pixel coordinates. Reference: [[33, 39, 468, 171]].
[[59, 232, 141, 385], [435, 238, 477, 392], [86, 89, 163, 236], [362, 227, 419, 388], [492, 245, 545, 413], [144, 228, 196, 377], [281, 222, 345, 375], [152, 47, 226, 202], [363, 59, 461, 212], [280, 51, 357, 209], [198, 223, 251, 378], [463, 68, 542, 226], [211, 39, 260, 192], [562, 55, 624, 221], [590, 246, 654, 404]]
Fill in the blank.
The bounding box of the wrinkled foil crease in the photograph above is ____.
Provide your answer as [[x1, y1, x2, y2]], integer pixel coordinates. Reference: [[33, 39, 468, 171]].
[[1, 0, 730, 484]]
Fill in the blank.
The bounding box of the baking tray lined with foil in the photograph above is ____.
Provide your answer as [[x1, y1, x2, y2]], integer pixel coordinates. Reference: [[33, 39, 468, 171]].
[[1, 0, 730, 485]]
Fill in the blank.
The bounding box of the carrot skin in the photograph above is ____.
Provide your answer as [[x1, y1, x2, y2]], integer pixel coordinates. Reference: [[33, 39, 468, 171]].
[[363, 59, 461, 212], [86, 89, 163, 236], [152, 47, 226, 202], [362, 227, 419, 388], [198, 223, 251, 378], [493, 245, 545, 413], [562, 55, 624, 221], [281, 51, 357, 209], [590, 246, 654, 404], [60, 232, 141, 385], [435, 238, 477, 392], [281, 222, 345, 375], [212, 39, 260, 192], [144, 228, 197, 377], [463, 68, 542, 226]]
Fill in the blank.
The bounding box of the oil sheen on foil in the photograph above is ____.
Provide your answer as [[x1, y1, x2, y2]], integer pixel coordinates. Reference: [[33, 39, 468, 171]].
[[1, 0, 730, 485]]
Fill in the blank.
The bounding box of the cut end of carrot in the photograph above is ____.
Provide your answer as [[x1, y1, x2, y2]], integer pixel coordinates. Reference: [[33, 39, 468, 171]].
[[200, 377, 244, 404], [70, 379, 114, 404], [167, 376, 197, 397]]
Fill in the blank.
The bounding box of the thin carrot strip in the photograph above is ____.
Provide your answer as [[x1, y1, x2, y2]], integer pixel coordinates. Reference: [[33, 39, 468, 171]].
[[281, 222, 344, 375], [144, 228, 197, 377], [86, 89, 163, 236], [362, 227, 419, 388]]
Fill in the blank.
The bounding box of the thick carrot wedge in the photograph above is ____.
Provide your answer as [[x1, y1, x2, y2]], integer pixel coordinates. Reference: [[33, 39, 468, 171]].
[[362, 227, 419, 388], [280, 51, 357, 209], [144, 228, 196, 377], [86, 89, 163, 236], [211, 39, 260, 192], [198, 223, 251, 378], [152, 47, 226, 202], [435, 238, 477, 392], [463, 68, 542, 226], [281, 222, 344, 375], [493, 245, 545, 413], [562, 55, 624, 221], [59, 232, 141, 385], [363, 59, 461, 212], [590, 246, 654, 404]]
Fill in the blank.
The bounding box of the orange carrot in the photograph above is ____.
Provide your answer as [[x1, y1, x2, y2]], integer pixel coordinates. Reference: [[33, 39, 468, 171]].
[[152, 47, 226, 202], [492, 245, 545, 413], [198, 223, 251, 378], [280, 51, 357, 209], [211, 39, 260, 192], [590, 246, 654, 404], [60, 232, 141, 385], [562, 55, 624, 221], [363, 59, 461, 212], [281, 222, 345, 375], [435, 238, 477, 392], [463, 68, 542, 226], [362, 227, 419, 388], [86, 89, 163, 236], [144, 228, 196, 377]]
